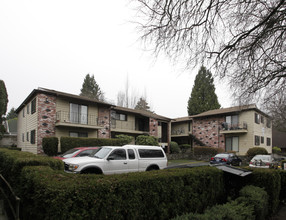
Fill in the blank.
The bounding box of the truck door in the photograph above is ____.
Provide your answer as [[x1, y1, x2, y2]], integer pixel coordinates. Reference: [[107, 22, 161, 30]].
[[105, 149, 128, 174], [127, 149, 139, 172]]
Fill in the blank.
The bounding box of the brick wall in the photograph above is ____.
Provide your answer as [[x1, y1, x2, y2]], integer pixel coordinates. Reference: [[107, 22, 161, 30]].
[[37, 94, 57, 154], [192, 116, 225, 150], [98, 106, 111, 138]]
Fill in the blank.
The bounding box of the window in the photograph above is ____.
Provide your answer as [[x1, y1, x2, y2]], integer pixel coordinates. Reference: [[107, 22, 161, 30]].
[[27, 104, 30, 114], [225, 137, 239, 152], [128, 149, 135, 159], [30, 130, 36, 144], [26, 132, 29, 141], [261, 116, 264, 124], [31, 98, 36, 114], [108, 149, 126, 160], [22, 133, 24, 142], [69, 132, 88, 137], [261, 136, 264, 144], [70, 103, 88, 124], [255, 135, 260, 146], [267, 138, 271, 146], [22, 109, 25, 117], [255, 113, 260, 124], [111, 111, 127, 121], [138, 149, 164, 158]]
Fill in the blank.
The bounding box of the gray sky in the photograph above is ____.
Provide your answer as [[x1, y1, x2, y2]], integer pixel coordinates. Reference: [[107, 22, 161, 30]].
[[0, 0, 231, 118]]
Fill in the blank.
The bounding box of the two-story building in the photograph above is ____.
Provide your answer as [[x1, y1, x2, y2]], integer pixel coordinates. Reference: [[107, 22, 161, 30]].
[[16, 88, 171, 154]]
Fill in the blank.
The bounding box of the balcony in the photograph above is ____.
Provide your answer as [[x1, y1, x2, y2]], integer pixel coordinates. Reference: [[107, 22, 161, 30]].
[[55, 111, 102, 129], [171, 127, 191, 137], [220, 122, 248, 134], [111, 119, 149, 134]]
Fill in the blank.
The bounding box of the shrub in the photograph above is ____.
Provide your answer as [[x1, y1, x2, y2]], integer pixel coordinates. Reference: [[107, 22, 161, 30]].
[[42, 137, 59, 156], [115, 134, 133, 145], [170, 141, 180, 154], [60, 137, 122, 153], [246, 147, 268, 157], [193, 146, 223, 156], [173, 185, 268, 220], [278, 169, 286, 201], [19, 166, 224, 220], [273, 146, 282, 154], [135, 135, 159, 146], [180, 144, 191, 153]]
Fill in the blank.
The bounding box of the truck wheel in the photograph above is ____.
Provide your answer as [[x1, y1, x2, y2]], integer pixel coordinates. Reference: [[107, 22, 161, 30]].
[[147, 166, 159, 171]]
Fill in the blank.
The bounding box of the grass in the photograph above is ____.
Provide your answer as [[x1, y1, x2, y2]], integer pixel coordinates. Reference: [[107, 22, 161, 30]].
[[168, 159, 206, 166]]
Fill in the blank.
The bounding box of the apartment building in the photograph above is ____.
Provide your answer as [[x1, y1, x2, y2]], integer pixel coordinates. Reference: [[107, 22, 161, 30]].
[[171, 116, 192, 145], [191, 105, 272, 155], [16, 88, 171, 154]]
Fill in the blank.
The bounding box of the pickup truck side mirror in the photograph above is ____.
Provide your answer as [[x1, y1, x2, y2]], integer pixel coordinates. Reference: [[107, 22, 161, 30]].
[[107, 156, 115, 161]]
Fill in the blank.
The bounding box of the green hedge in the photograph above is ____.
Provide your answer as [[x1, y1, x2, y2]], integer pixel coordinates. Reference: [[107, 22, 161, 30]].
[[170, 141, 180, 154], [193, 146, 223, 156], [42, 137, 59, 156], [246, 147, 268, 157], [179, 144, 191, 153], [60, 137, 122, 153], [278, 170, 286, 201], [172, 185, 268, 220], [19, 166, 224, 220], [0, 148, 63, 187]]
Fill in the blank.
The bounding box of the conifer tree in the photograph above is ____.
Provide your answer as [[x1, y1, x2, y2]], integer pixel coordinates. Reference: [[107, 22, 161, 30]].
[[80, 74, 104, 101], [135, 97, 151, 112], [0, 80, 8, 139], [187, 66, 220, 116]]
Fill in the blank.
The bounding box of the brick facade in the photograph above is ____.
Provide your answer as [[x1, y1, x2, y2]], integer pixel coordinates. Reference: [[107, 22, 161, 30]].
[[192, 116, 225, 150], [37, 94, 57, 154], [98, 106, 111, 138], [149, 118, 158, 137]]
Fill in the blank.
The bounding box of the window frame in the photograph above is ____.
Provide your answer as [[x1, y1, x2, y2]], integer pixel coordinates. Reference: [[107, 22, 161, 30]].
[[261, 136, 264, 144], [255, 113, 260, 124], [255, 135, 260, 146], [31, 98, 36, 114], [225, 136, 239, 152], [30, 130, 36, 144], [267, 138, 271, 146]]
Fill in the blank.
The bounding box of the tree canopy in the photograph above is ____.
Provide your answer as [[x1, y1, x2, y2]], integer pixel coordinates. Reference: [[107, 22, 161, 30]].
[[0, 80, 8, 138], [188, 66, 220, 116], [135, 97, 151, 112], [80, 74, 104, 101], [6, 107, 17, 120], [134, 0, 286, 104]]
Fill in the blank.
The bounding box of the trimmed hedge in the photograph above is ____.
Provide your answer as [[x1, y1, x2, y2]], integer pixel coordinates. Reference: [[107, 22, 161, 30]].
[[60, 137, 122, 153], [172, 185, 268, 220], [246, 147, 268, 157], [42, 137, 59, 156], [170, 141, 180, 154], [135, 135, 159, 146], [179, 144, 191, 153], [193, 146, 223, 156], [278, 170, 286, 201], [19, 166, 225, 220], [0, 148, 63, 187]]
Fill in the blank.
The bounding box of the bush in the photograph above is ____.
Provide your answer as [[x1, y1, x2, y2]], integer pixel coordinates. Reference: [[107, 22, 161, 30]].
[[60, 137, 122, 153], [173, 185, 268, 220], [135, 135, 159, 146], [278, 169, 286, 201], [115, 134, 133, 145], [170, 141, 180, 154], [42, 137, 59, 156], [180, 144, 191, 153], [273, 146, 282, 154], [246, 147, 268, 157], [19, 166, 224, 220], [193, 146, 223, 156]]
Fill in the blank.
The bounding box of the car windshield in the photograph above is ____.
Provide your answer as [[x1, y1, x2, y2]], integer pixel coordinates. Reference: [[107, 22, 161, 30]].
[[93, 148, 112, 159], [252, 155, 271, 161], [215, 154, 230, 158], [62, 149, 81, 158]]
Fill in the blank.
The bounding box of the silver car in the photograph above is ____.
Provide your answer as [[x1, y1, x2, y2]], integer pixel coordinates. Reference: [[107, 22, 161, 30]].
[[249, 155, 277, 168]]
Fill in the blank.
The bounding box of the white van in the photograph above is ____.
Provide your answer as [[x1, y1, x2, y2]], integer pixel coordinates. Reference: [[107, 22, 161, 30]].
[[63, 145, 168, 174]]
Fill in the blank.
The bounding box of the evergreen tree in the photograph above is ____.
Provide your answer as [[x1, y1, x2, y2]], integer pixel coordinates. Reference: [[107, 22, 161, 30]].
[[187, 66, 220, 116], [6, 107, 17, 120], [135, 97, 151, 112], [0, 80, 8, 139], [80, 74, 104, 101]]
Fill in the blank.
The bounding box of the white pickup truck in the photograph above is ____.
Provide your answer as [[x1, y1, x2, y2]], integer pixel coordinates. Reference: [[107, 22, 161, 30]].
[[63, 145, 168, 174]]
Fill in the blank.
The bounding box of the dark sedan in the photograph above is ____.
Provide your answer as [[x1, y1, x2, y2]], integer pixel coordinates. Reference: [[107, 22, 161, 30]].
[[210, 153, 242, 166]]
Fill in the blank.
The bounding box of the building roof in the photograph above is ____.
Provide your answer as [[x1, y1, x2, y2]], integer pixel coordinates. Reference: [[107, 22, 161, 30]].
[[113, 106, 171, 122], [171, 116, 192, 122], [191, 104, 270, 118], [16, 87, 114, 113]]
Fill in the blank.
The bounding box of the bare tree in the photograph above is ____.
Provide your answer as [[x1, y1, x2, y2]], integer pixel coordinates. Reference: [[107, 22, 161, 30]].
[[134, 0, 286, 103]]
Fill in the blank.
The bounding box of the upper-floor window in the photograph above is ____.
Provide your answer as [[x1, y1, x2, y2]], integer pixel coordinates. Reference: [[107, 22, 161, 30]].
[[31, 98, 36, 114], [111, 111, 127, 121], [69, 132, 88, 137], [260, 116, 264, 124], [22, 109, 25, 117], [70, 103, 88, 124], [27, 103, 30, 114], [255, 135, 260, 145], [255, 113, 260, 124], [266, 119, 271, 128]]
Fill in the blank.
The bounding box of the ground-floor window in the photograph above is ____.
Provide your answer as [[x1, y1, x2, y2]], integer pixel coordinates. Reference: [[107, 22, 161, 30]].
[[225, 136, 239, 151], [30, 130, 36, 144], [267, 137, 271, 146], [69, 132, 88, 137], [255, 135, 260, 145]]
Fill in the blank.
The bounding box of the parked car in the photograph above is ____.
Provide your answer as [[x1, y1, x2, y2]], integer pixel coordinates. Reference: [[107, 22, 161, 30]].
[[249, 155, 278, 168], [63, 145, 168, 174], [210, 153, 242, 166], [54, 147, 100, 160]]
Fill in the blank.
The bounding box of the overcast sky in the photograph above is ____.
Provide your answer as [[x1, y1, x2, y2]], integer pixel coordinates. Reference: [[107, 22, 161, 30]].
[[0, 0, 232, 119]]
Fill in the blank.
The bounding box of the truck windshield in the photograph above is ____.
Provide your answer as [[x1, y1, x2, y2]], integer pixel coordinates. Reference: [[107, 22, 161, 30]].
[[93, 148, 112, 159]]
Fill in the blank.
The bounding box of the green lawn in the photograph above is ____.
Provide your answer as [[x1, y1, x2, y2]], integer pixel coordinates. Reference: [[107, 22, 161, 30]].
[[168, 159, 206, 166]]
